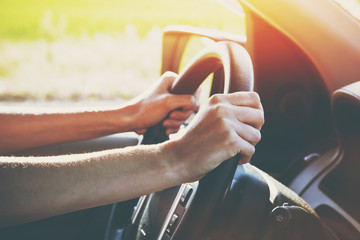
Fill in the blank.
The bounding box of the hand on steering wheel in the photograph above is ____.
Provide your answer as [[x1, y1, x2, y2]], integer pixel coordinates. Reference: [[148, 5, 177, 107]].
[[126, 41, 263, 240], [165, 91, 263, 183]]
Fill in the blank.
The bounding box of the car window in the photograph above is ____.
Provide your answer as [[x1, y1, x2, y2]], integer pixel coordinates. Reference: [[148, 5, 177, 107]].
[[0, 0, 244, 107], [333, 0, 360, 21]]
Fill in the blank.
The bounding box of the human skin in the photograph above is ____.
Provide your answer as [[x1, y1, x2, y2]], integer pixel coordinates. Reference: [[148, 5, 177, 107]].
[[0, 73, 264, 228], [0, 72, 199, 154]]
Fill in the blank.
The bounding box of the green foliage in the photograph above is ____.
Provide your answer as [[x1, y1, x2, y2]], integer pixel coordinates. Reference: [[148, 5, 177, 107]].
[[0, 0, 245, 102], [0, 0, 244, 40]]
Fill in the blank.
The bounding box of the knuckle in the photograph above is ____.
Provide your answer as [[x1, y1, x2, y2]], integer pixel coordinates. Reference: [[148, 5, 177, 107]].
[[230, 136, 241, 150], [215, 118, 233, 140], [249, 92, 261, 103], [228, 141, 239, 154], [240, 141, 255, 159], [209, 103, 224, 117], [216, 117, 229, 131], [209, 94, 223, 105], [253, 129, 262, 143], [190, 95, 198, 107], [225, 132, 239, 149], [247, 144, 256, 156], [255, 109, 265, 128]]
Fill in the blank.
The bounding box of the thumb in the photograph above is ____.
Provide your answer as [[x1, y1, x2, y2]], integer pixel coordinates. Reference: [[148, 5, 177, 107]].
[[160, 72, 178, 91]]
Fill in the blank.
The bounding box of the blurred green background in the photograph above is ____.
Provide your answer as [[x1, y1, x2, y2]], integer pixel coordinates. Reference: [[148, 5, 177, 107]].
[[0, 0, 359, 104], [0, 0, 243, 40], [0, 0, 244, 104]]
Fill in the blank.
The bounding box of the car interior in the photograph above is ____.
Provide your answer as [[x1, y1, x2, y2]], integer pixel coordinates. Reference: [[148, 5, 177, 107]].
[[1, 0, 359, 239]]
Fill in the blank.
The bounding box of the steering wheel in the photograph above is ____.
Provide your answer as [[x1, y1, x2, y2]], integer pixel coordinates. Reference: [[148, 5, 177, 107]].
[[125, 41, 254, 240]]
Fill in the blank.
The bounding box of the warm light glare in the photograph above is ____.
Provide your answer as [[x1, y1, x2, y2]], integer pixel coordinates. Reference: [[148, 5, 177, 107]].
[[0, 0, 245, 105], [333, 0, 360, 21]]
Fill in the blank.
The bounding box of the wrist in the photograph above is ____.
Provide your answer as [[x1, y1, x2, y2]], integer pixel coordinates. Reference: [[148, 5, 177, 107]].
[[112, 102, 141, 132], [158, 139, 190, 185]]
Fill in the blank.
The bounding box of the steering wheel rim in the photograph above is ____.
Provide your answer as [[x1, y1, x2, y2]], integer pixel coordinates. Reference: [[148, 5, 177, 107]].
[[129, 41, 254, 240]]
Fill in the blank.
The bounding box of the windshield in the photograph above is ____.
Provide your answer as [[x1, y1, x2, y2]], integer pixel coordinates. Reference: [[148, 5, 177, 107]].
[[333, 0, 360, 21]]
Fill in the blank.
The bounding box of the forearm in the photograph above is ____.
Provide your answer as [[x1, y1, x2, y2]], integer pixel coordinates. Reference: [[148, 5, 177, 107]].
[[0, 73, 199, 154], [0, 104, 140, 154], [0, 143, 178, 228]]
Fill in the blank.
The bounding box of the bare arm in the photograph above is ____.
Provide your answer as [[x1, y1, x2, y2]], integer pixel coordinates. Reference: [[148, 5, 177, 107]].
[[0, 92, 264, 228], [0, 144, 179, 228], [0, 73, 199, 154], [0, 107, 134, 154]]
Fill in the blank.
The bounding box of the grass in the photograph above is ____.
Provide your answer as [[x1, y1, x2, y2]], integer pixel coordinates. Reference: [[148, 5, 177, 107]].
[[0, 0, 245, 104]]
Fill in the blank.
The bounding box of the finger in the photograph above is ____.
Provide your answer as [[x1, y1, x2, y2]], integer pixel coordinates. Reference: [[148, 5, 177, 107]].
[[213, 104, 264, 130], [159, 72, 178, 90], [210, 92, 263, 110], [233, 122, 261, 146], [238, 154, 252, 165], [166, 127, 180, 135], [235, 137, 256, 165], [163, 119, 185, 129], [135, 128, 147, 135], [165, 94, 199, 112], [162, 72, 178, 87], [232, 92, 263, 110], [233, 106, 264, 130], [168, 110, 194, 121], [162, 71, 178, 78]]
